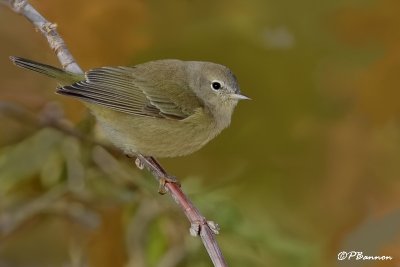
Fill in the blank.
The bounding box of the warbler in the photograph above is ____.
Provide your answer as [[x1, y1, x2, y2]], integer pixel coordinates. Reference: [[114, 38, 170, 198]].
[[10, 56, 249, 158]]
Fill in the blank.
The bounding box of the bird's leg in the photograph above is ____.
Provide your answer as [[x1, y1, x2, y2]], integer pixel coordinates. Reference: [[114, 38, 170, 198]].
[[134, 154, 181, 194]]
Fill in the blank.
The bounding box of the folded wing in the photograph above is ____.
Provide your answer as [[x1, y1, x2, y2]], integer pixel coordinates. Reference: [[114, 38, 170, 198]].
[[58, 64, 202, 120]]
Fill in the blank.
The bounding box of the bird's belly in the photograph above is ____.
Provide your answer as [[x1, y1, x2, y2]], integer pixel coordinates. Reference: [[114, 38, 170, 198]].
[[91, 108, 221, 158]]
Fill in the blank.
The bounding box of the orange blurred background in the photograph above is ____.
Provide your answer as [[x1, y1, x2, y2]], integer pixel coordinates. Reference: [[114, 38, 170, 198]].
[[1, 1, 400, 267]]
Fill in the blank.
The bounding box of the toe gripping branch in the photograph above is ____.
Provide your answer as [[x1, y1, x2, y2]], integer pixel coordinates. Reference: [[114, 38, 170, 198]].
[[134, 155, 181, 194], [133, 154, 226, 266]]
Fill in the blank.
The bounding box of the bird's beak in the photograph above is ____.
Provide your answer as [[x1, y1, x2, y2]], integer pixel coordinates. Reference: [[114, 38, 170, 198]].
[[230, 93, 251, 100]]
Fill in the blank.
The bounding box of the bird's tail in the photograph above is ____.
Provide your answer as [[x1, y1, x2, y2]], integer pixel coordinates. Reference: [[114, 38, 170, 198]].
[[9, 56, 82, 85]]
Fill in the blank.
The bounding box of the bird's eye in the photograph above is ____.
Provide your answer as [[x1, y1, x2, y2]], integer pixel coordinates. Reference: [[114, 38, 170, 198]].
[[211, 81, 222, 90]]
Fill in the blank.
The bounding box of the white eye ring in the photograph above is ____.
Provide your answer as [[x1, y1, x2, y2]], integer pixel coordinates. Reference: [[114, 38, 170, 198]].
[[211, 80, 222, 90]]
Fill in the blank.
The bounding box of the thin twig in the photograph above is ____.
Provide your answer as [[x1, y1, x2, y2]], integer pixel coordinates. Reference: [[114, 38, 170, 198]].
[[0, 185, 66, 236], [0, 185, 99, 237], [2, 1, 228, 266], [0, 101, 115, 151], [2, 0, 82, 73], [137, 155, 225, 266]]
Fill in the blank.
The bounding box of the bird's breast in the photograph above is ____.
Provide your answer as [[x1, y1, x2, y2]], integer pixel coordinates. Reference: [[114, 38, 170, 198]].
[[90, 106, 227, 158]]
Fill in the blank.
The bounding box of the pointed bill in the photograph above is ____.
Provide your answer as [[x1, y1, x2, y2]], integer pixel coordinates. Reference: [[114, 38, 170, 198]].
[[230, 93, 251, 100]]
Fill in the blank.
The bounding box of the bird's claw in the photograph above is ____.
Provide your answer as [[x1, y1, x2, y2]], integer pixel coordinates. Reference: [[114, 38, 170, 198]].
[[158, 175, 181, 194], [189, 222, 201, 236], [189, 220, 220, 236], [135, 157, 144, 170], [207, 220, 220, 235]]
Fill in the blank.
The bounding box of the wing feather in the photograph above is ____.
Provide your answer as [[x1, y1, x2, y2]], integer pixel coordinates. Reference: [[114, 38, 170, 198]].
[[57, 61, 202, 119]]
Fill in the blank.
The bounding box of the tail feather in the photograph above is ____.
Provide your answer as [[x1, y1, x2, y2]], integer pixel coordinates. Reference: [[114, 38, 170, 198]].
[[9, 56, 82, 85]]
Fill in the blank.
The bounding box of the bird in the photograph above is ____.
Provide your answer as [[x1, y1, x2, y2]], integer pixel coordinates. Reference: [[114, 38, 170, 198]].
[[10, 56, 249, 160]]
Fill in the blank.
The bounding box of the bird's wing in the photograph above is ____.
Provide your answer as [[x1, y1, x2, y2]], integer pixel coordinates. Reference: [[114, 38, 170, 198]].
[[57, 66, 202, 119]]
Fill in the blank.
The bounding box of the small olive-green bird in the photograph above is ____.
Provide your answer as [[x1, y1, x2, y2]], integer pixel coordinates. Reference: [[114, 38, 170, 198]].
[[10, 56, 249, 158]]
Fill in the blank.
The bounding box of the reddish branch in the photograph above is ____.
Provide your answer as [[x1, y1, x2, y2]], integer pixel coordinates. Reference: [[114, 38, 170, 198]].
[[2, 0, 228, 266]]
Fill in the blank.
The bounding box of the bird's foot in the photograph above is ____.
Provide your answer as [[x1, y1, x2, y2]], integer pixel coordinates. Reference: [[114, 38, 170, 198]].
[[135, 157, 144, 170], [158, 175, 181, 195], [132, 155, 179, 194], [189, 220, 220, 236]]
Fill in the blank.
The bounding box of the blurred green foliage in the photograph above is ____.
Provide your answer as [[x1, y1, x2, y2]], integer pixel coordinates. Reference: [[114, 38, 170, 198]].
[[1, 0, 400, 267]]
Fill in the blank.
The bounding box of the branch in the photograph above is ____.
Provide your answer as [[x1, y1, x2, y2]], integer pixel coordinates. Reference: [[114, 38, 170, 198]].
[[2, 0, 82, 73], [3, 1, 228, 266], [0, 185, 100, 237], [0, 101, 115, 152]]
